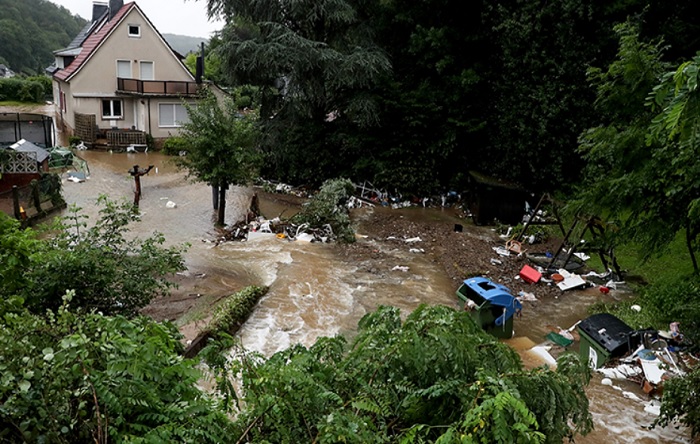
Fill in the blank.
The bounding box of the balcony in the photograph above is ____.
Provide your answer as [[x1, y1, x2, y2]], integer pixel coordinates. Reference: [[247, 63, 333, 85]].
[[117, 77, 201, 96]]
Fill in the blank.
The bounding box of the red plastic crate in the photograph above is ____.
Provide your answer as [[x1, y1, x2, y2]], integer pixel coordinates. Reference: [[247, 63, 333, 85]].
[[519, 264, 541, 284]]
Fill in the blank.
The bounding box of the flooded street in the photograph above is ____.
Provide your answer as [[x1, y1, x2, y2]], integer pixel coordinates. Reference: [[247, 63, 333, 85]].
[[59, 150, 689, 443]]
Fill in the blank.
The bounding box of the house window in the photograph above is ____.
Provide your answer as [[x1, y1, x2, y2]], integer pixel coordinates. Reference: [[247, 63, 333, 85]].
[[140, 61, 154, 80], [117, 60, 131, 78], [159, 103, 190, 127], [128, 24, 140, 37], [102, 99, 123, 119]]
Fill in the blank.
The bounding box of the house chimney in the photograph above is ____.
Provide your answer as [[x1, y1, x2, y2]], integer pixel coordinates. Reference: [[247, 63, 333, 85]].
[[109, 0, 124, 20], [92, 1, 108, 22]]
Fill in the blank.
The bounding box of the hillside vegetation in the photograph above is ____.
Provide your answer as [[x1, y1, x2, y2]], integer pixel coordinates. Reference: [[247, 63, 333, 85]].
[[0, 0, 86, 75]]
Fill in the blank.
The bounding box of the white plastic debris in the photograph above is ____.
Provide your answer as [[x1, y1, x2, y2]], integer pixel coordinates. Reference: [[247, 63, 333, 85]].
[[165, 201, 177, 209], [631, 304, 642, 312], [493, 246, 511, 257], [296, 233, 315, 242], [490, 258, 503, 265], [573, 252, 591, 261], [405, 237, 422, 243], [392, 265, 409, 272], [409, 248, 425, 253], [597, 364, 643, 380], [601, 378, 613, 386]]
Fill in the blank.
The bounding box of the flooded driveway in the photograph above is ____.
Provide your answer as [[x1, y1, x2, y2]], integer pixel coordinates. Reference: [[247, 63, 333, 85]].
[[59, 150, 688, 443]]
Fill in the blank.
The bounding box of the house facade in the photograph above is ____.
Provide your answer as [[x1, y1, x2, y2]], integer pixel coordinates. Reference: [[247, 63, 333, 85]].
[[49, 0, 202, 147]]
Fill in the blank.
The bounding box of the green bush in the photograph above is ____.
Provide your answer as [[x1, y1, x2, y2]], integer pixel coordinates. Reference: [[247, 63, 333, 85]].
[[0, 76, 50, 103], [0, 78, 23, 101], [162, 135, 187, 155]]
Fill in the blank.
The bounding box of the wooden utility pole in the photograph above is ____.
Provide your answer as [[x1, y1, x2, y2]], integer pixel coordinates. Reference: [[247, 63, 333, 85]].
[[128, 164, 154, 207]]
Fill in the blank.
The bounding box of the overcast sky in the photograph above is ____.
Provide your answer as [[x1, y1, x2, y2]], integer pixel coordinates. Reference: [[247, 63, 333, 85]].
[[48, 0, 225, 38]]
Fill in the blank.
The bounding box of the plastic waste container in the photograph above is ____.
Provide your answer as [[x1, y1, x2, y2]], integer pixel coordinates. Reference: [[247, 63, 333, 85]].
[[456, 277, 522, 339], [577, 313, 633, 369]]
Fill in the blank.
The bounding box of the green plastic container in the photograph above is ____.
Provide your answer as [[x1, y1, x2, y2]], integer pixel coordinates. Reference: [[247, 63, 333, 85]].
[[577, 313, 632, 369]]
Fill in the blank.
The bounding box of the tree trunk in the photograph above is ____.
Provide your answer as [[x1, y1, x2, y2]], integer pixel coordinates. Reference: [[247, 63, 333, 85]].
[[686, 222, 699, 274], [217, 180, 227, 226], [212, 185, 219, 210]]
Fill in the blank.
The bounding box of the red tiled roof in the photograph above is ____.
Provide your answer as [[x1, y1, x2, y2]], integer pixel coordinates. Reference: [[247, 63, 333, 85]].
[[54, 3, 136, 82]]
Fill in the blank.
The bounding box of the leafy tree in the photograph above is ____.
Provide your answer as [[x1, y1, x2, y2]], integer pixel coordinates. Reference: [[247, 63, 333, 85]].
[[577, 23, 700, 273], [205, 305, 591, 443], [644, 53, 700, 271], [15, 197, 187, 317], [174, 89, 261, 226], [0, 292, 232, 443], [206, 0, 391, 186]]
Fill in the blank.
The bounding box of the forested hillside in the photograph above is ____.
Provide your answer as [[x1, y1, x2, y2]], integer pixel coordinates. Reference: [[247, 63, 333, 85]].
[[0, 0, 86, 75]]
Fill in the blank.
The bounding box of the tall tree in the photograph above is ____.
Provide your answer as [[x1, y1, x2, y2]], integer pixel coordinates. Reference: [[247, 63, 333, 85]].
[[205, 0, 391, 185], [175, 90, 261, 226]]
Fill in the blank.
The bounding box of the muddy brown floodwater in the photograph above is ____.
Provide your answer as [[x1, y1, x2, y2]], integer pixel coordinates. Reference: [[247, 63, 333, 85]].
[[58, 150, 689, 443]]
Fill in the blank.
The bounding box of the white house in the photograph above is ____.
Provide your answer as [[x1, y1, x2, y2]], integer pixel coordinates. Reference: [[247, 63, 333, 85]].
[[49, 0, 204, 148]]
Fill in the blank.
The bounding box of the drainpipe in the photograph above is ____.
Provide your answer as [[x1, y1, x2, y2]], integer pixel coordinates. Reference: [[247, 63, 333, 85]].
[[147, 97, 152, 135]]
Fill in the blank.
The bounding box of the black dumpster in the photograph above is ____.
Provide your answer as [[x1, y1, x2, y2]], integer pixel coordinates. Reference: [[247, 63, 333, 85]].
[[577, 313, 633, 369]]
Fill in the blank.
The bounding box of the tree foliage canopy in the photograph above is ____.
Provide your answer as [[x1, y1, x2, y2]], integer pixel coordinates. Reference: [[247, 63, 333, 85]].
[[205, 305, 591, 443], [0, 293, 232, 443]]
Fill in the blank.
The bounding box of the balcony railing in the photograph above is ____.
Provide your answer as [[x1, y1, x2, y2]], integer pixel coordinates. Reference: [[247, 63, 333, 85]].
[[117, 77, 201, 96]]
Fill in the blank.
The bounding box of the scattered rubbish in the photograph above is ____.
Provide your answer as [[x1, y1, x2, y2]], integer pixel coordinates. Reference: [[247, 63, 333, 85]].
[[392, 265, 409, 272], [597, 364, 643, 380], [630, 304, 642, 312], [165, 201, 177, 209], [405, 237, 422, 243], [490, 258, 503, 265], [527, 345, 558, 368], [296, 233, 315, 242], [506, 239, 523, 254], [493, 246, 510, 257], [599, 286, 610, 294], [519, 264, 542, 284], [409, 248, 425, 254], [555, 269, 587, 291], [573, 252, 591, 261], [546, 331, 574, 347], [601, 377, 613, 386], [75, 141, 88, 150], [517, 290, 537, 302], [67, 171, 87, 183]]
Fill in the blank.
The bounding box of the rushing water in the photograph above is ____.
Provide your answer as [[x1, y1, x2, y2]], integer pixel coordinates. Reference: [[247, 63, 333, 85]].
[[59, 150, 689, 443]]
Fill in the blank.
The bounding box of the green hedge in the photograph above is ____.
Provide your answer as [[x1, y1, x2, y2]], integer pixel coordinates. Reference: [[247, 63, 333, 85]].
[[0, 76, 51, 103]]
